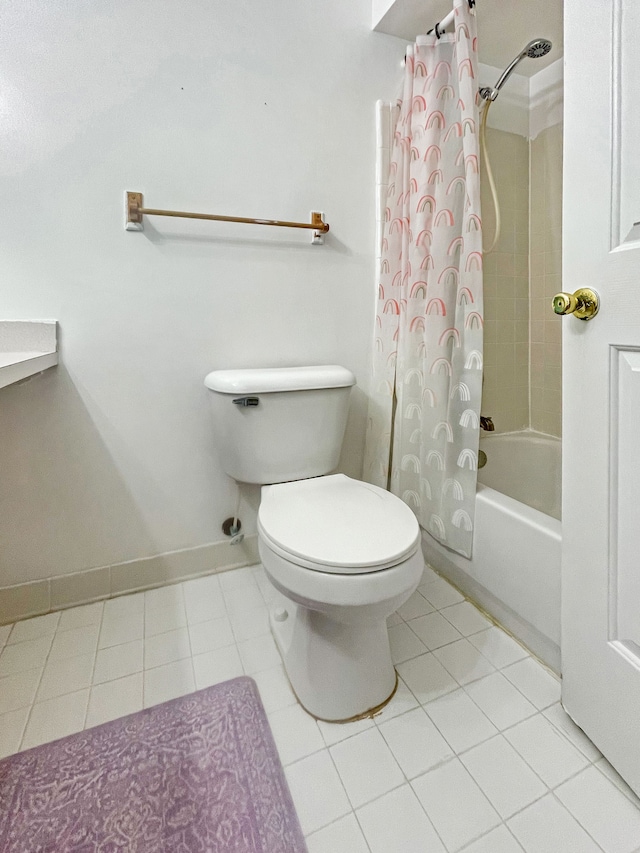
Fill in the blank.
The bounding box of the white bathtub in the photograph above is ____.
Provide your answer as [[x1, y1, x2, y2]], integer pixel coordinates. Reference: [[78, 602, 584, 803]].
[[422, 431, 562, 672]]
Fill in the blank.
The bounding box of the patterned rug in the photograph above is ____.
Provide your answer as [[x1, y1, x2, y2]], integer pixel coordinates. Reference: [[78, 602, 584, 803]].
[[0, 676, 307, 852]]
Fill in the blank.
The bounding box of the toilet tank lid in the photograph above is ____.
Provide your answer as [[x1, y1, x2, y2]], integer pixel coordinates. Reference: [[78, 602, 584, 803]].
[[204, 365, 356, 394]]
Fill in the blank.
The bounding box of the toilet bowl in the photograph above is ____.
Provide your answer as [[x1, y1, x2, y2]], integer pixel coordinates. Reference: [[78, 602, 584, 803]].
[[205, 365, 425, 721], [258, 474, 423, 721]]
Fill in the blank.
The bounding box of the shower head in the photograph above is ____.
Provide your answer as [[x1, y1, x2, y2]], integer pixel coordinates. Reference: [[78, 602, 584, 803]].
[[523, 38, 553, 59], [480, 38, 553, 101]]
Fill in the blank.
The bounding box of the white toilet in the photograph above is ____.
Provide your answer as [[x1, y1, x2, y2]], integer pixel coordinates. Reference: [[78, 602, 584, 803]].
[[204, 365, 423, 722]]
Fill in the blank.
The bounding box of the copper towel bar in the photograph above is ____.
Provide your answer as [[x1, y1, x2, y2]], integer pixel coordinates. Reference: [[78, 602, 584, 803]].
[[125, 192, 329, 244]]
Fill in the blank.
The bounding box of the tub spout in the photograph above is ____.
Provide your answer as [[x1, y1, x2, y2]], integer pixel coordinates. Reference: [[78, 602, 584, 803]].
[[480, 416, 495, 431]]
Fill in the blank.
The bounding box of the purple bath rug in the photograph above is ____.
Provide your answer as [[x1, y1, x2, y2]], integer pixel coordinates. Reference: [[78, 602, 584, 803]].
[[0, 676, 307, 852]]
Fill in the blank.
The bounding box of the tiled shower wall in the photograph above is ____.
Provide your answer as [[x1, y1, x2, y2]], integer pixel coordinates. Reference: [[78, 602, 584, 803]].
[[480, 123, 563, 438], [480, 128, 530, 434], [530, 123, 563, 438]]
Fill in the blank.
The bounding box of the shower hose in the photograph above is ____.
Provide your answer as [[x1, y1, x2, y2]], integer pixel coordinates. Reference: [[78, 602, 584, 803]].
[[479, 99, 500, 254]]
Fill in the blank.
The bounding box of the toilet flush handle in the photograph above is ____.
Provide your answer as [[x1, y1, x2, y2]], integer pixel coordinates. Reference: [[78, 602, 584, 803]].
[[232, 396, 260, 407]]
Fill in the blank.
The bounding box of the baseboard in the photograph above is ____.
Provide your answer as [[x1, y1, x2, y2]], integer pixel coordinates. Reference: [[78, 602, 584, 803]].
[[0, 535, 259, 626]]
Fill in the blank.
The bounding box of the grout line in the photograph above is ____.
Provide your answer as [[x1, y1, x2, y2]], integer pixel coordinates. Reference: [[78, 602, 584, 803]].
[[16, 631, 56, 752], [546, 790, 609, 853]]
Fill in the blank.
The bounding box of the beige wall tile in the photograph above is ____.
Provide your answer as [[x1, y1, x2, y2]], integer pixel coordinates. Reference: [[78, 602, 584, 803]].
[[529, 123, 563, 437]]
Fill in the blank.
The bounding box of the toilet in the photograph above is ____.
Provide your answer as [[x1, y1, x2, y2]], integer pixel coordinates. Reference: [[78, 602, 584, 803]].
[[204, 365, 423, 722]]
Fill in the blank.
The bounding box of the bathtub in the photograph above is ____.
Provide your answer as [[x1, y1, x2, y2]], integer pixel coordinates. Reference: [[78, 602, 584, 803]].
[[422, 431, 562, 672]]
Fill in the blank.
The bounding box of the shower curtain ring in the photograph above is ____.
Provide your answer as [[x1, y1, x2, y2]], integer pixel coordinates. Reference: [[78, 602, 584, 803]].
[[434, 21, 442, 39]]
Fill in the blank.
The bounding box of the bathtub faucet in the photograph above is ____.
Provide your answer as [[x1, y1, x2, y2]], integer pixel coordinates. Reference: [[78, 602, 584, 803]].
[[480, 416, 495, 432]]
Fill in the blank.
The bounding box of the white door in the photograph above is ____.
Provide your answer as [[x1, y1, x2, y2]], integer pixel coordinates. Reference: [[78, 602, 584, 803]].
[[562, 0, 640, 794]]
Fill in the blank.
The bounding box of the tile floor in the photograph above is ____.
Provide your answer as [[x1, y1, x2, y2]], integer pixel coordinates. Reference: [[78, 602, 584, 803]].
[[1, 563, 640, 852]]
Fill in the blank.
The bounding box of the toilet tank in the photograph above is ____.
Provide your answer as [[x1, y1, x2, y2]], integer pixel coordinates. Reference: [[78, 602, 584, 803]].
[[204, 365, 356, 484]]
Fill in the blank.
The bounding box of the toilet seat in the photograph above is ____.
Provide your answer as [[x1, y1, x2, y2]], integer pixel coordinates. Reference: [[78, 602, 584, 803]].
[[258, 474, 420, 574]]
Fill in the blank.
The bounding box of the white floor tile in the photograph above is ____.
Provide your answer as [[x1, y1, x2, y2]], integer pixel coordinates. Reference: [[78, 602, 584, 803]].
[[378, 706, 453, 779], [388, 622, 428, 664], [219, 566, 259, 592], [103, 593, 144, 621], [268, 703, 324, 765], [397, 652, 459, 705], [0, 624, 12, 648], [99, 613, 144, 649], [21, 689, 89, 750], [0, 707, 30, 759], [419, 576, 465, 609], [503, 658, 560, 710], [504, 714, 590, 788], [237, 634, 281, 674], [251, 665, 296, 714], [555, 765, 640, 853], [183, 575, 226, 624], [317, 714, 374, 748], [330, 727, 404, 809], [49, 623, 100, 662], [36, 653, 95, 701], [424, 688, 498, 754], [0, 568, 626, 853], [143, 658, 195, 708], [397, 590, 434, 621], [357, 784, 446, 853], [143, 603, 187, 638], [468, 627, 529, 669], [386, 611, 403, 628], [461, 825, 524, 853], [0, 636, 53, 676], [228, 605, 270, 642], [542, 703, 602, 762], [93, 640, 143, 684], [306, 813, 370, 853], [144, 627, 191, 669], [8, 612, 60, 645], [144, 584, 184, 611], [464, 672, 537, 730], [460, 736, 548, 819], [223, 586, 265, 616], [433, 639, 496, 686], [285, 750, 351, 835], [407, 612, 463, 650], [187, 616, 235, 656], [192, 645, 244, 689], [0, 669, 42, 714], [86, 673, 143, 728], [372, 676, 420, 724], [412, 758, 501, 852], [507, 794, 602, 853], [58, 602, 104, 632], [441, 602, 492, 636], [596, 758, 640, 809]]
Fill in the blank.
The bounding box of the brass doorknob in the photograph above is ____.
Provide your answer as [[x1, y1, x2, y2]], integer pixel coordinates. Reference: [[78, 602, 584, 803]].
[[552, 288, 599, 321]]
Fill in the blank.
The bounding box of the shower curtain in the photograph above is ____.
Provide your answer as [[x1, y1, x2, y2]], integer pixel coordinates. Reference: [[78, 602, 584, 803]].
[[364, 0, 483, 558]]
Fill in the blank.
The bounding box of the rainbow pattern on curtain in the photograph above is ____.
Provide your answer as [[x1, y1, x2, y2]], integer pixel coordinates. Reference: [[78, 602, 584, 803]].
[[364, 0, 483, 558]]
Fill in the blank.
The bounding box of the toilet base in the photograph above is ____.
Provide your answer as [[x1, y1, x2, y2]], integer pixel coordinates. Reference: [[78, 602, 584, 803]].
[[293, 671, 399, 724], [270, 602, 398, 722]]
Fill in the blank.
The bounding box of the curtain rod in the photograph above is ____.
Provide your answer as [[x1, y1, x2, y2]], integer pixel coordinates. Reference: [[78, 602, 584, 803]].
[[427, 0, 475, 38]]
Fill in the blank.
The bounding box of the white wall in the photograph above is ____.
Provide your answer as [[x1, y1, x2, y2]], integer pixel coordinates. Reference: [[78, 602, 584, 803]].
[[0, 1, 404, 592]]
